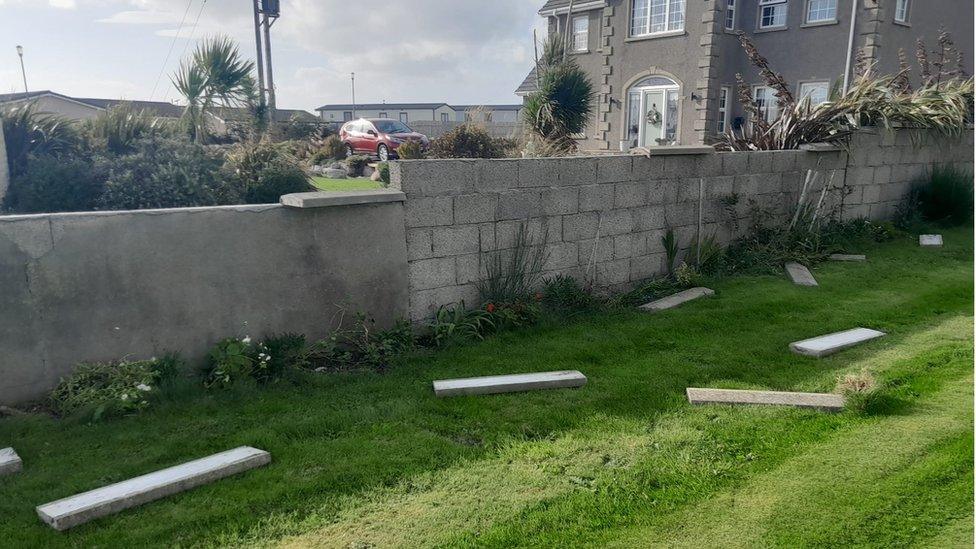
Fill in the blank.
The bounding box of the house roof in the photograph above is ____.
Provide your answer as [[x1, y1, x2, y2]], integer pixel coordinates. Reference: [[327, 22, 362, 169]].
[[538, 0, 607, 16], [316, 102, 450, 112], [515, 67, 539, 96], [214, 107, 320, 124], [73, 97, 186, 118], [450, 104, 522, 111]]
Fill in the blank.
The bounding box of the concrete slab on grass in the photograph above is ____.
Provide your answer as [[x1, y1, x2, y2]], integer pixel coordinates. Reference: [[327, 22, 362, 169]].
[[638, 287, 714, 312], [919, 234, 943, 247], [790, 328, 886, 358], [0, 447, 22, 476], [828, 254, 866, 262], [785, 262, 818, 286], [36, 446, 270, 531], [433, 371, 587, 397], [687, 388, 845, 412]]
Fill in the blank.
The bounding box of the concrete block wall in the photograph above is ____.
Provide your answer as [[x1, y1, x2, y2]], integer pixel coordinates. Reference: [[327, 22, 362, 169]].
[[393, 128, 973, 320]]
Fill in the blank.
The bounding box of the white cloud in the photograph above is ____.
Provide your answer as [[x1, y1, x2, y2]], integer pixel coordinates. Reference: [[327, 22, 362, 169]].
[[48, 0, 77, 8]]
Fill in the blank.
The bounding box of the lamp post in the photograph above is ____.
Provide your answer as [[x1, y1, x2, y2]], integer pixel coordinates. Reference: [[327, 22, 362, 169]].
[[351, 72, 356, 119], [16, 45, 27, 93]]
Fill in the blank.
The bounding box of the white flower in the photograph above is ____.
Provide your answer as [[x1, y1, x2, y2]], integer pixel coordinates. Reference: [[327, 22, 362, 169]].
[[136, 383, 152, 392], [120, 393, 129, 401], [242, 336, 252, 345]]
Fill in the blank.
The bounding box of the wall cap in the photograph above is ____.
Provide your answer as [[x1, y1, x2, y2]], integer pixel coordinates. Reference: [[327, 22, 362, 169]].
[[799, 143, 845, 152], [633, 145, 714, 156], [280, 190, 406, 209]]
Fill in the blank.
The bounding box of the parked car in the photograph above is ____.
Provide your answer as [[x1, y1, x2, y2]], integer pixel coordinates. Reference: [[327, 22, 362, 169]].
[[339, 118, 429, 161]]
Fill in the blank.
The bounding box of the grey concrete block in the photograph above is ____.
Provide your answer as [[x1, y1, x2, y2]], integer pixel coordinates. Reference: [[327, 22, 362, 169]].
[[638, 287, 714, 312], [517, 159, 559, 187], [409, 257, 456, 290], [633, 207, 666, 231], [785, 262, 818, 287], [0, 447, 22, 476], [36, 447, 271, 531], [829, 254, 866, 261], [454, 194, 497, 224], [686, 388, 844, 412], [578, 238, 614, 264], [664, 155, 700, 178], [632, 156, 665, 180], [478, 158, 519, 192], [596, 155, 633, 183], [280, 190, 405, 208], [579, 184, 616, 211], [919, 234, 943, 247], [557, 157, 598, 185], [431, 225, 480, 256], [601, 209, 635, 236], [433, 370, 587, 397], [496, 190, 542, 220], [790, 328, 886, 358], [541, 187, 580, 215], [614, 182, 649, 208], [720, 152, 749, 175], [596, 259, 631, 286], [405, 196, 454, 227], [406, 228, 433, 260]]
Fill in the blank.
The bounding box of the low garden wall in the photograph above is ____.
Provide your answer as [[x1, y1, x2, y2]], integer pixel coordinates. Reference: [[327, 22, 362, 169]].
[[0, 191, 408, 405], [391, 129, 974, 320]]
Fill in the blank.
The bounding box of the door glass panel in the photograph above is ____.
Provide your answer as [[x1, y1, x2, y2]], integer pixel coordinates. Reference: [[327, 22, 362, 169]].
[[641, 90, 666, 147]]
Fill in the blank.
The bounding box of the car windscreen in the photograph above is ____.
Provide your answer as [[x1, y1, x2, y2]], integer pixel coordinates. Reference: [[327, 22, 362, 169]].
[[373, 120, 412, 134]]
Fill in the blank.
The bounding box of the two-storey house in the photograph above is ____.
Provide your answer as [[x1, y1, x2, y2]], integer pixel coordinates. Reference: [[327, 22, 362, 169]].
[[517, 0, 973, 151]]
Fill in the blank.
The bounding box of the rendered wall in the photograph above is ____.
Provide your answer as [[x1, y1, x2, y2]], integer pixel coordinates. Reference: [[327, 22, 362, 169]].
[[0, 194, 408, 405]]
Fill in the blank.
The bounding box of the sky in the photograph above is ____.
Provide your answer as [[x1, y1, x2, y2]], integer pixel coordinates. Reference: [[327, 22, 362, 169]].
[[0, 0, 547, 112]]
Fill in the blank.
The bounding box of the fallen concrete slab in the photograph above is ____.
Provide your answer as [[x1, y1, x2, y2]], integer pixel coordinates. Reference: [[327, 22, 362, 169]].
[[785, 262, 818, 286], [919, 234, 943, 247], [790, 328, 886, 358], [687, 388, 845, 412], [638, 287, 714, 312], [828, 254, 866, 262], [433, 371, 587, 397], [36, 446, 271, 531], [0, 447, 22, 476]]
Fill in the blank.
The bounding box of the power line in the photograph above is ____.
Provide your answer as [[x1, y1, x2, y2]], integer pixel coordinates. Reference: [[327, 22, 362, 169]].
[[149, 0, 195, 102], [166, 0, 209, 103]]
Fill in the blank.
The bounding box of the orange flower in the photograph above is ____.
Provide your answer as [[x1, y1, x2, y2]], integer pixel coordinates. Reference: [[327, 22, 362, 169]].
[[486, 303, 496, 313], [535, 292, 543, 302]]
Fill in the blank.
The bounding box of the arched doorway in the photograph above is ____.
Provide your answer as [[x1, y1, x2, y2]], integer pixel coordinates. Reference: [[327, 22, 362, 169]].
[[625, 76, 680, 148]]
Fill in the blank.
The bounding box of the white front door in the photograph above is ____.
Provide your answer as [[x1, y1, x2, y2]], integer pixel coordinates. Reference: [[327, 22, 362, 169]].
[[639, 89, 667, 148]]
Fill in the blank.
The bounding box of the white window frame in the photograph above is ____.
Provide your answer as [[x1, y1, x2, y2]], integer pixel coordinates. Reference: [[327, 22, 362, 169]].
[[630, 0, 686, 38], [804, 0, 836, 23], [342, 111, 353, 121], [894, 0, 909, 23], [440, 112, 449, 122], [798, 81, 830, 106], [758, 0, 788, 29], [724, 0, 736, 30], [399, 112, 408, 123], [379, 112, 388, 118], [752, 85, 780, 123], [718, 86, 731, 133], [572, 15, 589, 51]]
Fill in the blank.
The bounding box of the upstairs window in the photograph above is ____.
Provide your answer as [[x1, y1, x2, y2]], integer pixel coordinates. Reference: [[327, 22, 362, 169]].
[[631, 0, 685, 37], [805, 0, 836, 23], [725, 0, 736, 30], [759, 0, 788, 29], [572, 15, 589, 51], [894, 0, 909, 22]]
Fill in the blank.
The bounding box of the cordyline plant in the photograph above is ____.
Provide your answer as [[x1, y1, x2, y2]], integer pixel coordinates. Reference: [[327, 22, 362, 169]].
[[716, 31, 974, 151]]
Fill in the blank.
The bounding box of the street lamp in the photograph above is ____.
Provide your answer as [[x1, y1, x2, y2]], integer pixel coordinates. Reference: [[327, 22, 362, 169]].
[[15, 45, 27, 93]]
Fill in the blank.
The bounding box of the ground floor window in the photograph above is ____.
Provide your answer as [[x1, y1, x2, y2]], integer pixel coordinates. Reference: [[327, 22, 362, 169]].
[[799, 81, 829, 106], [343, 111, 353, 121], [752, 85, 780, 122], [399, 112, 409, 123], [718, 86, 731, 133], [626, 76, 680, 147]]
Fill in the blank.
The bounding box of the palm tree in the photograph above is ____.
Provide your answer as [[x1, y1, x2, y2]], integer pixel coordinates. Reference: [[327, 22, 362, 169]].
[[522, 32, 594, 152], [172, 35, 257, 142]]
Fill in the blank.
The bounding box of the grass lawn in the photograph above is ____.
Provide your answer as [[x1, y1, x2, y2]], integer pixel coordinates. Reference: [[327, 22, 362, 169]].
[[310, 176, 382, 192], [0, 227, 972, 547]]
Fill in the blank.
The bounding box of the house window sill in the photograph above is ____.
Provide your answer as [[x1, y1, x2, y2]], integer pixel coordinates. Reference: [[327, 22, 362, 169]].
[[801, 19, 838, 28], [625, 29, 686, 42], [570, 49, 590, 55], [755, 25, 788, 33], [894, 20, 911, 27]]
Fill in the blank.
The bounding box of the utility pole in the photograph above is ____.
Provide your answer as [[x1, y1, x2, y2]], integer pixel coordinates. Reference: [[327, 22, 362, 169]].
[[251, 0, 266, 109], [351, 72, 357, 118], [16, 45, 27, 93], [252, 0, 280, 121]]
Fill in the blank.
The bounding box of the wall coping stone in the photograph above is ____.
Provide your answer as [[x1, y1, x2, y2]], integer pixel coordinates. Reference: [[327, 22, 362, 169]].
[[633, 145, 714, 156], [0, 203, 281, 223], [280, 190, 406, 209], [800, 142, 845, 152]]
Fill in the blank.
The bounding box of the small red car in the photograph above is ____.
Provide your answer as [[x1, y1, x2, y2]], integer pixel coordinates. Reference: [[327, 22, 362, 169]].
[[339, 118, 429, 161]]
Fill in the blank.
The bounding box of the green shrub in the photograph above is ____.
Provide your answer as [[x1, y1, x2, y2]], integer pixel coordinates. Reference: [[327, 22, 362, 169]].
[[427, 302, 495, 347], [204, 337, 255, 388], [204, 332, 307, 387], [909, 166, 974, 226], [542, 275, 600, 313], [377, 161, 391, 185], [395, 140, 424, 159], [2, 103, 82, 177], [307, 315, 414, 371], [318, 135, 346, 162], [345, 155, 369, 177], [50, 354, 182, 420], [256, 333, 308, 382], [84, 103, 165, 155], [97, 138, 236, 210], [2, 155, 105, 213], [428, 124, 507, 159], [224, 139, 312, 204]]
